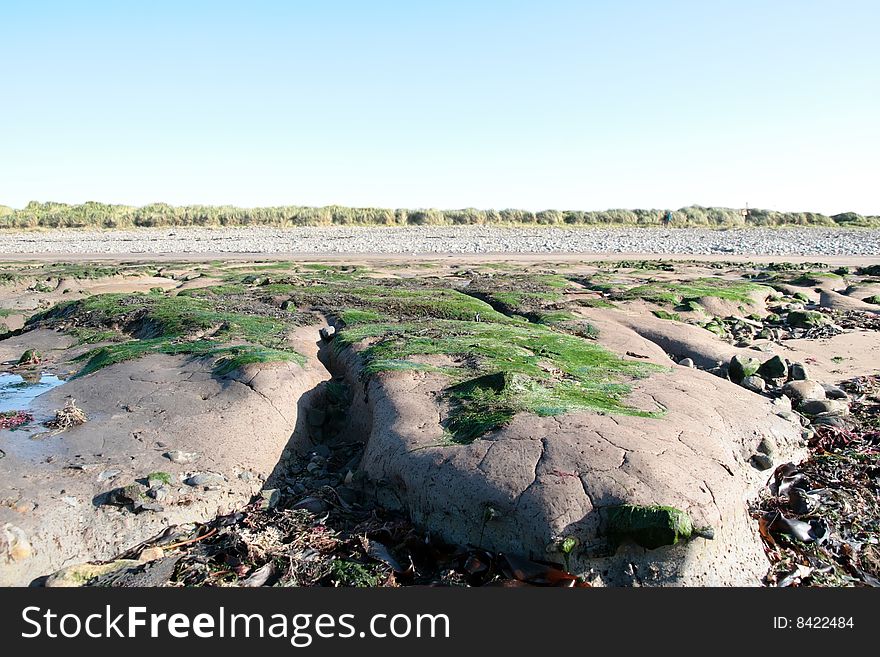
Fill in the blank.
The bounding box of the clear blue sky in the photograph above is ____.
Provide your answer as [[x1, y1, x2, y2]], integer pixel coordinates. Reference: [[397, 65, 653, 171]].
[[1, 1, 878, 214]]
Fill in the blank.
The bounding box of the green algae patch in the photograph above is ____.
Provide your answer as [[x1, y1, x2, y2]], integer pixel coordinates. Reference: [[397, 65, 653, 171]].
[[607, 505, 698, 550], [335, 317, 666, 443], [586, 277, 772, 307], [28, 292, 306, 376]]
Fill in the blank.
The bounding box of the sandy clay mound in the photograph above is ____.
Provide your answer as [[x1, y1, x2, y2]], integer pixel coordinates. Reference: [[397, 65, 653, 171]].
[[329, 335, 804, 587], [0, 335, 326, 586]]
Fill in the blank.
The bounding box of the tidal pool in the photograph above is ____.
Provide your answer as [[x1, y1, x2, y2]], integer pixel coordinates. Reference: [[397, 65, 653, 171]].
[[0, 372, 65, 413]]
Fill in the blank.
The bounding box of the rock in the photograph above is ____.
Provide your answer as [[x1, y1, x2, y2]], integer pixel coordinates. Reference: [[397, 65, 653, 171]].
[[740, 375, 766, 393], [811, 414, 849, 429], [44, 560, 141, 587], [798, 399, 849, 416], [16, 349, 42, 365], [606, 505, 700, 550], [280, 299, 294, 310], [163, 449, 198, 464], [1, 523, 33, 562], [787, 310, 828, 329], [821, 384, 849, 400], [728, 355, 760, 383], [291, 496, 329, 514], [138, 547, 165, 562], [185, 472, 225, 487], [771, 396, 792, 413], [319, 325, 336, 341], [750, 453, 774, 470], [782, 380, 826, 403], [147, 484, 173, 503], [678, 357, 695, 368], [108, 482, 147, 507], [96, 469, 121, 482], [757, 355, 787, 381], [757, 436, 777, 458], [789, 363, 809, 381], [259, 488, 281, 510]]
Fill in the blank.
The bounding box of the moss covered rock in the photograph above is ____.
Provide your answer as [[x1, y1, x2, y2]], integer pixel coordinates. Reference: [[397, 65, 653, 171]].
[[787, 310, 828, 329], [606, 504, 696, 549], [728, 355, 760, 383]]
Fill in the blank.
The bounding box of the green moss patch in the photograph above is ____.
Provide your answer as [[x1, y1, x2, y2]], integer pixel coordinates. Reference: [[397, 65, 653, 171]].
[[585, 276, 771, 307], [29, 291, 306, 376], [335, 317, 665, 443]]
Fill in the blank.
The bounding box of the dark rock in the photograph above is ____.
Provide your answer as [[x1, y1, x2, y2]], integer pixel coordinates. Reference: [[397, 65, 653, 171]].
[[757, 355, 787, 381], [291, 496, 329, 514], [798, 399, 848, 416], [678, 357, 695, 368], [750, 454, 774, 470], [319, 326, 337, 341], [789, 362, 809, 380], [820, 384, 849, 400]]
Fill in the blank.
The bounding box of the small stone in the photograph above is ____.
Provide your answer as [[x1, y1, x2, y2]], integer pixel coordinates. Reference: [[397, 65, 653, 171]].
[[185, 472, 225, 487], [757, 435, 777, 457], [319, 325, 337, 341], [12, 500, 36, 514], [821, 384, 849, 401], [1, 523, 33, 562], [740, 375, 766, 393], [148, 484, 173, 503], [782, 380, 826, 403], [798, 399, 849, 416], [238, 470, 254, 482], [291, 496, 329, 514], [108, 483, 146, 507], [750, 453, 774, 470], [164, 450, 198, 464], [97, 469, 122, 482], [772, 396, 793, 412], [728, 355, 760, 383], [259, 488, 281, 510], [138, 547, 165, 562], [757, 355, 788, 381], [811, 414, 849, 429], [678, 357, 695, 368], [789, 363, 809, 380]]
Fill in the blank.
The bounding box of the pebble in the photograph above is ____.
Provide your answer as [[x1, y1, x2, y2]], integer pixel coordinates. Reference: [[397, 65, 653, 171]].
[[185, 472, 225, 487], [3, 226, 879, 256], [678, 358, 695, 368], [741, 375, 766, 393], [291, 496, 330, 514], [164, 450, 198, 464]]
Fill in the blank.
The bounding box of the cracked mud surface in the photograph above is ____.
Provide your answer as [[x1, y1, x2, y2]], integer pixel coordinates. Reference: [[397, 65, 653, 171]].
[[1, 257, 878, 586]]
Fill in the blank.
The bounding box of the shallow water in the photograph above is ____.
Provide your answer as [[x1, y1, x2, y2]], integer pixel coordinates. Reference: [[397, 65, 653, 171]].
[[0, 372, 65, 413]]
